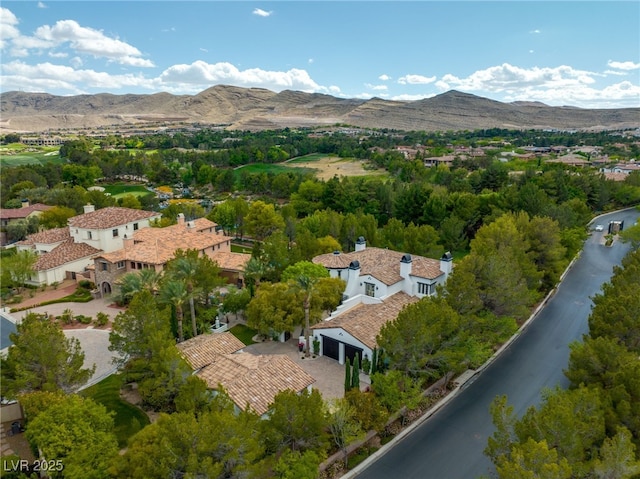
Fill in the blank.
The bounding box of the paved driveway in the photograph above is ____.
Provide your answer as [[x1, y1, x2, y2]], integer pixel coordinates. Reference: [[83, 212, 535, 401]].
[[7, 298, 123, 391]]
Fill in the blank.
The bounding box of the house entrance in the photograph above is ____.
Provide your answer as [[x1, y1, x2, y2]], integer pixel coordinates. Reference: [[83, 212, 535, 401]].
[[101, 282, 112, 296], [321, 335, 340, 361]]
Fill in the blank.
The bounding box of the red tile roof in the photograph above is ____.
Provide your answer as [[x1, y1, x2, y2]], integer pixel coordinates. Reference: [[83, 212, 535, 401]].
[[17, 227, 71, 246], [34, 239, 102, 271], [176, 332, 245, 370], [314, 247, 444, 284], [0, 203, 52, 220], [197, 353, 315, 415], [311, 292, 420, 349], [68, 207, 160, 229]]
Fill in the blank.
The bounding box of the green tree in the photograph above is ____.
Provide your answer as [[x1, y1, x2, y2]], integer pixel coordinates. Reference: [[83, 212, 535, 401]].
[[159, 279, 189, 342], [2, 248, 37, 291], [327, 398, 362, 466], [38, 205, 77, 229], [351, 354, 360, 389], [115, 268, 162, 304], [245, 200, 285, 241], [118, 193, 142, 209], [25, 394, 118, 479], [109, 290, 172, 368], [273, 449, 323, 479], [495, 438, 572, 479], [166, 253, 201, 338], [370, 370, 422, 415], [262, 389, 329, 454], [246, 282, 303, 338], [377, 296, 462, 379], [282, 261, 330, 357], [1, 313, 95, 398]]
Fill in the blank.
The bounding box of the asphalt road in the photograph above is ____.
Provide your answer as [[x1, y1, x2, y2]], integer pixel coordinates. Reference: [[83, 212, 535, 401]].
[[355, 208, 639, 479]]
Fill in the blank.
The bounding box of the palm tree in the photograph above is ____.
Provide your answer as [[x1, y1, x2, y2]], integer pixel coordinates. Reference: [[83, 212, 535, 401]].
[[116, 268, 162, 304], [295, 273, 319, 358], [243, 257, 268, 297], [169, 257, 200, 337], [159, 280, 189, 342]]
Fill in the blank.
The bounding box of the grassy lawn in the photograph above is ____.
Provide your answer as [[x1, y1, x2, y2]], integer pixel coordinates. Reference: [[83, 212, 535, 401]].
[[81, 374, 150, 448], [230, 324, 258, 345], [230, 243, 253, 254], [0, 147, 65, 167], [234, 162, 315, 178], [102, 183, 153, 199], [287, 153, 335, 163]]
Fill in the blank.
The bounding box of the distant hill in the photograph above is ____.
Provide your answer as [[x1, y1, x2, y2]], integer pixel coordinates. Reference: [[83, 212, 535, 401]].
[[1, 86, 639, 133]]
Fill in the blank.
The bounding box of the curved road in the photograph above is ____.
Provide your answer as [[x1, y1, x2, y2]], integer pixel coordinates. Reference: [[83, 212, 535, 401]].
[[355, 208, 639, 479]]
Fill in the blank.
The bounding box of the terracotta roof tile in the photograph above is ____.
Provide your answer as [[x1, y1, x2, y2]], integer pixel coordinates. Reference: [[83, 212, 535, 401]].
[[176, 332, 245, 370], [312, 292, 420, 349], [97, 222, 233, 266], [68, 207, 160, 229], [18, 227, 71, 246], [197, 353, 315, 415], [212, 252, 251, 271], [314, 247, 444, 284], [0, 203, 52, 220], [34, 239, 102, 271]]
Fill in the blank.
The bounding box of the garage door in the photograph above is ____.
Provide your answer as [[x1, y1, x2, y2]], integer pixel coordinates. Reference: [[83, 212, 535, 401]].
[[344, 344, 363, 364], [321, 335, 340, 361]]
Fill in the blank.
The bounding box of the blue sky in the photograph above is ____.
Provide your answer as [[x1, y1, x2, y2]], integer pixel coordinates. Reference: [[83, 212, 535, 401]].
[[1, 1, 639, 108]]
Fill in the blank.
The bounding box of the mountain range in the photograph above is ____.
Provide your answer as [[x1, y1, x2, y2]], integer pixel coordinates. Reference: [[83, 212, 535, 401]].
[[1, 86, 639, 133]]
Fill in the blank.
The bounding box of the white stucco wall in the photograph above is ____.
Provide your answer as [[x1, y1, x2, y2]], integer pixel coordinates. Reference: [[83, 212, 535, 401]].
[[312, 327, 373, 365]]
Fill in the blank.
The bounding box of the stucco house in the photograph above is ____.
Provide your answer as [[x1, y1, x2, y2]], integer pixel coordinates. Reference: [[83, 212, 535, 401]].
[[177, 332, 315, 416], [311, 237, 453, 365], [0, 200, 52, 246], [16, 205, 161, 286], [93, 213, 251, 296]]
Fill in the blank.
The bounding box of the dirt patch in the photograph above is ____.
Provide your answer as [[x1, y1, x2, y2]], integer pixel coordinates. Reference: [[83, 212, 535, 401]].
[[286, 157, 386, 181], [120, 385, 159, 423]]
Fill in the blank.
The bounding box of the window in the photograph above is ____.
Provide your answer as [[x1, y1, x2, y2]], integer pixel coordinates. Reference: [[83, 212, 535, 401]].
[[87, 231, 93, 240], [112, 229, 119, 238], [133, 223, 139, 231], [364, 282, 376, 297], [101, 262, 108, 271], [117, 261, 125, 269], [418, 282, 434, 295], [130, 261, 136, 269]]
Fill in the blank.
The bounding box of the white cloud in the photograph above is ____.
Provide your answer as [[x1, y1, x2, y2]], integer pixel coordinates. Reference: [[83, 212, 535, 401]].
[[0, 7, 21, 50], [253, 8, 272, 17], [200, 48, 208, 53], [37, 2, 47, 8], [398, 74, 436, 85], [16, 19, 156, 67], [365, 83, 388, 91], [530, 29, 541, 34], [308, 58, 314, 64], [607, 60, 640, 71], [48, 51, 67, 58], [70, 56, 83, 68], [378, 74, 391, 81], [158, 60, 322, 93], [391, 93, 434, 102], [1, 60, 153, 94]]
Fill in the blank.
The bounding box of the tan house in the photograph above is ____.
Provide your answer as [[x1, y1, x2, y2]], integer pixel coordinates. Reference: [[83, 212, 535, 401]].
[[16, 206, 160, 286], [93, 214, 251, 296], [311, 237, 453, 365], [177, 332, 315, 416]]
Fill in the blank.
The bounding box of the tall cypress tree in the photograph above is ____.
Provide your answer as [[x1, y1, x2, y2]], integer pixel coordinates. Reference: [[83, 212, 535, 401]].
[[351, 354, 360, 390], [371, 348, 378, 375], [344, 357, 352, 393]]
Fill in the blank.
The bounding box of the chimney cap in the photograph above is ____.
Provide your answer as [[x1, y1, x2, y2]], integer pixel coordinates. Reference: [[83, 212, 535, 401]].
[[441, 251, 453, 261], [333, 250, 341, 255], [401, 253, 412, 263], [356, 236, 365, 244], [349, 260, 360, 270]]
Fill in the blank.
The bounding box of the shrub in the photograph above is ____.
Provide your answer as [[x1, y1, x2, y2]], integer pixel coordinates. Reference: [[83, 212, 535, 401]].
[[79, 280, 96, 290], [11, 295, 23, 304], [75, 315, 93, 324], [95, 312, 109, 327]]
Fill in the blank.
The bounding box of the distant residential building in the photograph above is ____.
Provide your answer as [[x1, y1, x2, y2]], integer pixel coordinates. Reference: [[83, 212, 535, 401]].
[[0, 201, 52, 246]]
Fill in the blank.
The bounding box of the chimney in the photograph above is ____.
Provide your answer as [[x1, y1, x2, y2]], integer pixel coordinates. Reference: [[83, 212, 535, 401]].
[[21, 199, 30, 208], [177, 213, 185, 225], [345, 260, 361, 298], [355, 236, 366, 252], [123, 234, 134, 250], [83, 204, 95, 214], [440, 251, 453, 276], [400, 254, 412, 279]]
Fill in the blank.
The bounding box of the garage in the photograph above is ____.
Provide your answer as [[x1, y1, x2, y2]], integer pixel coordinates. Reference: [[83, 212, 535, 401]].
[[344, 343, 363, 364], [321, 335, 340, 361]]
